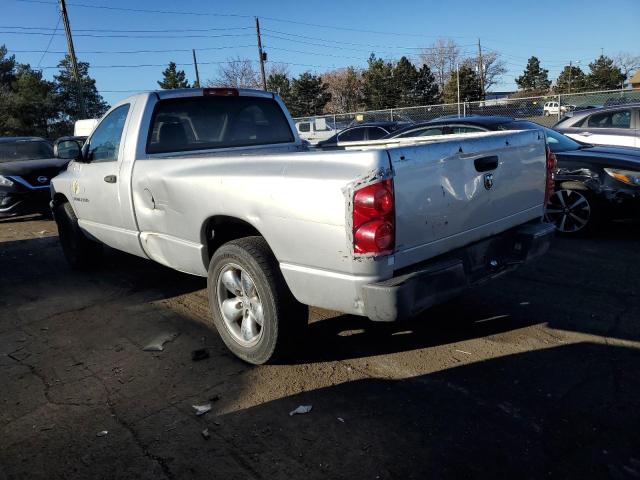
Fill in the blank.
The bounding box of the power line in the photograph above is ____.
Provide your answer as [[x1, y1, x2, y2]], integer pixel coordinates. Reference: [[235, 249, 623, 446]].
[[0, 29, 257, 39], [9, 45, 258, 55], [262, 29, 477, 51], [0, 25, 253, 33], [36, 15, 60, 68], [11, 0, 477, 39]]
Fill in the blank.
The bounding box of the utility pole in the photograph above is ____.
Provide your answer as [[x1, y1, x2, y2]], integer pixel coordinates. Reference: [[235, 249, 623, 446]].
[[477, 38, 485, 99], [192, 49, 201, 88], [58, 0, 85, 118], [568, 60, 572, 94], [255, 17, 267, 90], [456, 63, 461, 118]]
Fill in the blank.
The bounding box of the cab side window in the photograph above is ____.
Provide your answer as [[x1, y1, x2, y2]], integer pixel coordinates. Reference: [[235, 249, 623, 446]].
[[86, 104, 130, 162]]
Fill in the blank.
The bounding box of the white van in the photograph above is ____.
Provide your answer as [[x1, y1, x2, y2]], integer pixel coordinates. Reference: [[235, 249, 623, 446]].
[[73, 119, 99, 137], [295, 118, 337, 144], [543, 102, 574, 116]]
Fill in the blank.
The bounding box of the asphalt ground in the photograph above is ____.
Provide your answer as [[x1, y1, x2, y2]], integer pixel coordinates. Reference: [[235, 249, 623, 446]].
[[1, 215, 639, 479]]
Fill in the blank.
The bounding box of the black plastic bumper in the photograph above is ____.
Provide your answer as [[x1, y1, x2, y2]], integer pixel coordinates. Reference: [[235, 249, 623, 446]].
[[362, 221, 555, 322], [0, 189, 51, 217]]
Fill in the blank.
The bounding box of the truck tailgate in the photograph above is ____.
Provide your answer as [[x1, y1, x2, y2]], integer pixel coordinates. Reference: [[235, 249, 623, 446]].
[[389, 130, 547, 269]]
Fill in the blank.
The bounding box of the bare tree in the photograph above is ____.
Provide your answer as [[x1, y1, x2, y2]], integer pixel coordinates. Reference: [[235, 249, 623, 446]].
[[614, 52, 640, 83], [206, 57, 261, 89], [419, 39, 460, 93], [461, 51, 507, 92], [322, 67, 363, 113], [266, 62, 290, 78]]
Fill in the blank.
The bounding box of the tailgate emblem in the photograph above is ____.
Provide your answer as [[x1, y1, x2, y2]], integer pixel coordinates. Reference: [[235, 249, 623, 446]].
[[484, 173, 494, 190]]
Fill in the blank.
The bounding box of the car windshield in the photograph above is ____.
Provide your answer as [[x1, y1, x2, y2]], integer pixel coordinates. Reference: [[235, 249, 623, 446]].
[[0, 140, 54, 163], [502, 121, 582, 152]]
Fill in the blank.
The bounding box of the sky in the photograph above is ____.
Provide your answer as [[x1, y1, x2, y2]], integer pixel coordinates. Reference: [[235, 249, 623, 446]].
[[2, 0, 639, 106]]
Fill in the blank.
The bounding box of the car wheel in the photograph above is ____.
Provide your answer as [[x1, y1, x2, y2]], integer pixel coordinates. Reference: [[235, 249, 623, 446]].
[[54, 202, 103, 270], [545, 189, 599, 235], [207, 236, 307, 365]]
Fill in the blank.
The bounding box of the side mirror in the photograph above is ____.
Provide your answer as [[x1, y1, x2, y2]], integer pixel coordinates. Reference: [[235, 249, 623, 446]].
[[54, 140, 82, 160]]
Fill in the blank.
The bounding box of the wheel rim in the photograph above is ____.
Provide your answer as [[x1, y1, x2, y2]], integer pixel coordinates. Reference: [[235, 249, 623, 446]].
[[216, 263, 264, 347], [545, 189, 591, 233]]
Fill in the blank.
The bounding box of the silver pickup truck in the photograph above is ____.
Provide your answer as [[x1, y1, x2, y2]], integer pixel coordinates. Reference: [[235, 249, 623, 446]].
[[51, 88, 555, 364]]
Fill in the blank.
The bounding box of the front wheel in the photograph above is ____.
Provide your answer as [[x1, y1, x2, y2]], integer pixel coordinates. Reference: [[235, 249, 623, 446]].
[[207, 236, 307, 365], [545, 189, 600, 235], [54, 202, 103, 270]]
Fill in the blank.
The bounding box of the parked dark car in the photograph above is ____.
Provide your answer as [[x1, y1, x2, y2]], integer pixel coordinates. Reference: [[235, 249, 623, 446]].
[[0, 137, 70, 217], [316, 122, 409, 148], [384, 116, 640, 235], [553, 102, 640, 148]]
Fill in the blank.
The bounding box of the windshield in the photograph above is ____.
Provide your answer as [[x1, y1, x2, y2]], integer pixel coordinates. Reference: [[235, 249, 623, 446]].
[[502, 121, 582, 153], [0, 140, 54, 163]]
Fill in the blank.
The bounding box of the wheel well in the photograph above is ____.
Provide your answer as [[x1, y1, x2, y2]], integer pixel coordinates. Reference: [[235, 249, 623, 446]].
[[51, 193, 69, 209], [202, 216, 262, 261]]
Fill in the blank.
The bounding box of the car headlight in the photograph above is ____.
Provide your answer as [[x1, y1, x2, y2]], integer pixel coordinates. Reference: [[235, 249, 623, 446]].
[[0, 175, 14, 187], [604, 168, 640, 187]]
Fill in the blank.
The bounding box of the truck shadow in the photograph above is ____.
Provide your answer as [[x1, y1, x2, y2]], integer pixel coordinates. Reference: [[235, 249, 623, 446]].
[[201, 341, 640, 480]]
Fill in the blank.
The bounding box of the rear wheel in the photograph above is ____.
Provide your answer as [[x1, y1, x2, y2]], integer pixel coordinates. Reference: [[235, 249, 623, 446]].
[[54, 202, 103, 270], [545, 189, 600, 235], [207, 236, 307, 364]]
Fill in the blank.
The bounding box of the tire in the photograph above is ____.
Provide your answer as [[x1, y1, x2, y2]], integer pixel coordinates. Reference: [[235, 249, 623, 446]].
[[207, 236, 307, 365], [54, 202, 103, 270], [545, 188, 601, 236]]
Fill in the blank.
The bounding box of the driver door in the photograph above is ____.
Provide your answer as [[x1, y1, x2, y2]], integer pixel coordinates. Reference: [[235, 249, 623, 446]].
[[70, 103, 139, 253]]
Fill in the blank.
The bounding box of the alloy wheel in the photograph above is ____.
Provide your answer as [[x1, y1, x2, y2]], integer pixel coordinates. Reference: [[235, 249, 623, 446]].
[[216, 263, 264, 347], [545, 189, 591, 233]]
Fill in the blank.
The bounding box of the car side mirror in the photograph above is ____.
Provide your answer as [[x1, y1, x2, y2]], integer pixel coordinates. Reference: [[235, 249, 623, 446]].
[[54, 140, 82, 161]]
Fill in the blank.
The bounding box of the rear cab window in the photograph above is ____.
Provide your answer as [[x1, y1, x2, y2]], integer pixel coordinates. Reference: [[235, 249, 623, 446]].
[[146, 96, 295, 154]]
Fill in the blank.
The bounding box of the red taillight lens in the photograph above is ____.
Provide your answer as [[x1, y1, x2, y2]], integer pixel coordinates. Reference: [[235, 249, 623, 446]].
[[353, 179, 395, 254], [545, 146, 557, 205]]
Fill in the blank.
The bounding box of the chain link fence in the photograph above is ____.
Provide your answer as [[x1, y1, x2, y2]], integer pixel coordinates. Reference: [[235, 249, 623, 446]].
[[294, 88, 640, 132]]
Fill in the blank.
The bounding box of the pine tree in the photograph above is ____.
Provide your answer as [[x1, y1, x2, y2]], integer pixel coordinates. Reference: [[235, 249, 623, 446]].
[[586, 55, 625, 90], [288, 72, 330, 117], [555, 65, 587, 93], [0, 45, 17, 88], [7, 64, 58, 137], [515, 56, 551, 92], [54, 55, 109, 121], [362, 54, 397, 110], [412, 64, 439, 105], [266, 72, 291, 105], [158, 62, 190, 89], [392, 57, 418, 107], [442, 66, 482, 103]]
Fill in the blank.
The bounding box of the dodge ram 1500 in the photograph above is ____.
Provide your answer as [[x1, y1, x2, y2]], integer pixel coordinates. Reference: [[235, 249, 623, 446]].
[[51, 88, 555, 364]]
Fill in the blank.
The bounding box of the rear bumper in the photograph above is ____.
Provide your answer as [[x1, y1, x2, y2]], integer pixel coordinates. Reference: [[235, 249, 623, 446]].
[[362, 221, 555, 322]]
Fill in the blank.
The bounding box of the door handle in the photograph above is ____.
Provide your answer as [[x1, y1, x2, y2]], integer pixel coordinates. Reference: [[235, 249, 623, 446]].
[[579, 132, 592, 136], [474, 155, 499, 172], [104, 175, 117, 183]]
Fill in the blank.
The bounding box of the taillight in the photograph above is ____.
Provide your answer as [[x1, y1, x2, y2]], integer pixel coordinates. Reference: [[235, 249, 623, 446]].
[[545, 146, 557, 205], [203, 88, 239, 96], [353, 179, 394, 254]]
